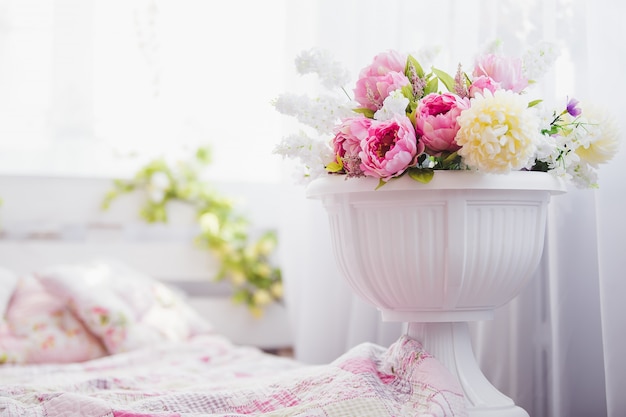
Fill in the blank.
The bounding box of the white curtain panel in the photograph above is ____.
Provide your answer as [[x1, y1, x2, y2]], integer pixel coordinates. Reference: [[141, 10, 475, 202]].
[[280, 1, 626, 416]]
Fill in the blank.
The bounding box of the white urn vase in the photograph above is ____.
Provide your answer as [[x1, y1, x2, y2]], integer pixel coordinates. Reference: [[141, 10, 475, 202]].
[[306, 171, 565, 417]]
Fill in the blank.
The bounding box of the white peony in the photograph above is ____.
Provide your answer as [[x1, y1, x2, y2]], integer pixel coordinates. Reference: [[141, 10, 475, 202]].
[[456, 90, 540, 173]]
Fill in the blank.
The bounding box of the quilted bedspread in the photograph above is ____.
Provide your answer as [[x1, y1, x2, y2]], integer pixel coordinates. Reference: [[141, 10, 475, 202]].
[[0, 261, 467, 416], [0, 333, 467, 417]]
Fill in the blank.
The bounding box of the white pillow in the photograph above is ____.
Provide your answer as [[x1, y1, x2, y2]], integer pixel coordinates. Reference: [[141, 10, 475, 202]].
[[0, 267, 19, 316]]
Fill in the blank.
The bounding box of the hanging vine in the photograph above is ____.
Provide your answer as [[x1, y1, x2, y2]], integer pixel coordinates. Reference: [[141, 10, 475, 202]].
[[101, 146, 283, 317]]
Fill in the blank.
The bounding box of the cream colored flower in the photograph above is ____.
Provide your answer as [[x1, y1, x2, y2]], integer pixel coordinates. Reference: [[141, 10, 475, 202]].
[[199, 212, 220, 235], [575, 106, 620, 166], [456, 90, 539, 173]]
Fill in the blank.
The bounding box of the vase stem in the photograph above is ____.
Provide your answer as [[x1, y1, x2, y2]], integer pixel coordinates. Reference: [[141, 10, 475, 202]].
[[406, 322, 529, 417]]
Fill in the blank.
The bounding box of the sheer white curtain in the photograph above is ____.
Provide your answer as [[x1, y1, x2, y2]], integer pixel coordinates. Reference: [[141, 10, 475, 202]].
[[279, 1, 625, 416], [0, 0, 287, 183]]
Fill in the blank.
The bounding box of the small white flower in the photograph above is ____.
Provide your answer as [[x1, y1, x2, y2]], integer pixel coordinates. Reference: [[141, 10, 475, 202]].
[[535, 134, 558, 162], [374, 89, 409, 121], [150, 171, 170, 189], [295, 48, 351, 90], [522, 41, 560, 81], [273, 93, 353, 135], [273, 132, 333, 183], [148, 171, 170, 203], [568, 161, 599, 188]]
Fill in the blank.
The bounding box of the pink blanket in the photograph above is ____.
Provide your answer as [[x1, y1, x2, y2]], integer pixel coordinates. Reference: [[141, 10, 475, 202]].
[[0, 334, 467, 416]]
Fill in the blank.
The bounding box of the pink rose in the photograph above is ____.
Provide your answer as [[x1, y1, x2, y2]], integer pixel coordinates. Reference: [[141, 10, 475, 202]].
[[415, 92, 469, 154], [359, 116, 422, 180], [354, 71, 411, 112], [468, 75, 500, 98], [473, 54, 528, 93], [358, 50, 407, 77]]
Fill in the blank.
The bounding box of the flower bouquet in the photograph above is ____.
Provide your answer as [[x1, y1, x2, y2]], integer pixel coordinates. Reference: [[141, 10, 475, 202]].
[[274, 42, 619, 188]]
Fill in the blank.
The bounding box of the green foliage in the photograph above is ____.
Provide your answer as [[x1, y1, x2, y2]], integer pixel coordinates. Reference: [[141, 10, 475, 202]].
[[325, 155, 344, 173], [424, 77, 439, 95], [352, 107, 375, 119], [407, 167, 434, 183], [432, 67, 456, 93], [102, 145, 283, 318], [405, 54, 425, 79]]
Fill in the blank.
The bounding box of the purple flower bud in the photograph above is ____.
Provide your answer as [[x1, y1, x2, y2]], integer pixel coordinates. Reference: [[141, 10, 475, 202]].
[[566, 97, 582, 117]]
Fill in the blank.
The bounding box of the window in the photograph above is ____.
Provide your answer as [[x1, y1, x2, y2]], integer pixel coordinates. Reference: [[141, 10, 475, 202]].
[[0, 0, 288, 183]]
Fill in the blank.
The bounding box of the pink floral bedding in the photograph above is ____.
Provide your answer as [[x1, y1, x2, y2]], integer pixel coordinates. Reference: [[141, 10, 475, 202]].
[[0, 334, 467, 416], [0, 261, 468, 416]]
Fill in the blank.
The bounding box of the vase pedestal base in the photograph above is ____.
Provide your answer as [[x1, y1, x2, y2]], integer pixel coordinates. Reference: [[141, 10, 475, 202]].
[[407, 322, 529, 417]]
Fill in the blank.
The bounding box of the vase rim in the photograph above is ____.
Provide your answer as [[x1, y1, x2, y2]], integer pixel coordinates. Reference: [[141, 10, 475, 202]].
[[306, 170, 567, 198]]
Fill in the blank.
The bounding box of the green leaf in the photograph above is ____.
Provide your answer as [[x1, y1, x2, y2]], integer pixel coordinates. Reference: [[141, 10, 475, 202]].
[[530, 160, 550, 172], [352, 107, 375, 118], [528, 99, 543, 108], [195, 146, 212, 165], [375, 179, 387, 190], [232, 289, 250, 304], [442, 151, 459, 165], [424, 77, 439, 95], [407, 106, 417, 126], [325, 156, 343, 173], [438, 152, 463, 170], [408, 168, 434, 183], [432, 67, 456, 93], [405, 54, 425, 78], [401, 84, 415, 102]]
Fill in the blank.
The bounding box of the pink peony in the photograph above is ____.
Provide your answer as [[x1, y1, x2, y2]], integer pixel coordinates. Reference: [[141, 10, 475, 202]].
[[359, 116, 422, 180], [358, 50, 407, 78], [354, 71, 411, 112], [468, 75, 500, 98], [331, 116, 370, 174], [473, 54, 528, 93], [353, 50, 409, 112], [415, 92, 469, 153]]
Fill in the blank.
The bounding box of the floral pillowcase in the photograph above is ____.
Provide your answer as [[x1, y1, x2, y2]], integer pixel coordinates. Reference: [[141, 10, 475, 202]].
[[35, 259, 213, 354], [1, 274, 107, 365]]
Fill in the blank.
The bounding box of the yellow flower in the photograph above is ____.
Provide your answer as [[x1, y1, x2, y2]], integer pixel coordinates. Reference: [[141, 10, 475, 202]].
[[230, 270, 247, 287], [249, 305, 264, 319], [456, 90, 539, 173], [252, 289, 272, 307], [255, 264, 271, 278], [270, 282, 283, 299]]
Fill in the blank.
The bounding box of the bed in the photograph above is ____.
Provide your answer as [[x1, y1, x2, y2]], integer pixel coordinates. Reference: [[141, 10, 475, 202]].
[[0, 175, 468, 417]]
